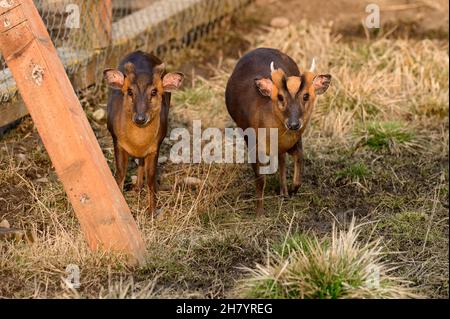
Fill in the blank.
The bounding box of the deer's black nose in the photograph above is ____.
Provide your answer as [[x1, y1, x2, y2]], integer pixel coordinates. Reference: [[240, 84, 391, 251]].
[[133, 113, 148, 126], [287, 121, 301, 131]]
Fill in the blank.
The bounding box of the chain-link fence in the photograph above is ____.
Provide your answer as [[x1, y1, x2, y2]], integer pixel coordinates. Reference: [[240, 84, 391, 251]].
[[0, 0, 253, 129]]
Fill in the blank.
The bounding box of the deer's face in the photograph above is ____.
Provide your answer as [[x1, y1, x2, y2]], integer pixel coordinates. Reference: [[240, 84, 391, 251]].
[[255, 61, 331, 132], [104, 62, 184, 128]]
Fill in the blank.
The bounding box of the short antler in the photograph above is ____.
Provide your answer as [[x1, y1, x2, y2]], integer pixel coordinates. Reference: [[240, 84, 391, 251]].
[[309, 58, 316, 72], [270, 61, 275, 73]]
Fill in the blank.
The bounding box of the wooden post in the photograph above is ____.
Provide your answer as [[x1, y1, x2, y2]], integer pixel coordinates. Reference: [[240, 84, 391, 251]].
[[0, 0, 146, 266]]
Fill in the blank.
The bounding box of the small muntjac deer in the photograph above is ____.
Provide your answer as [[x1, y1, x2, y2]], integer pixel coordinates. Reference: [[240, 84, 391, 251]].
[[225, 48, 331, 216], [104, 51, 184, 215]]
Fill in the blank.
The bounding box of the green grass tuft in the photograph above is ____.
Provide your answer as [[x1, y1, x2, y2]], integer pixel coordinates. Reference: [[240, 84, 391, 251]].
[[378, 211, 439, 246], [357, 121, 415, 152], [273, 233, 321, 258], [173, 83, 214, 106], [239, 220, 418, 299], [336, 162, 370, 183]]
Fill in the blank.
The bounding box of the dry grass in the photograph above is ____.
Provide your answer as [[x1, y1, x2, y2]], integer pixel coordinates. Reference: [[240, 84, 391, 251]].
[[252, 20, 448, 145], [0, 8, 448, 299], [238, 220, 419, 299]]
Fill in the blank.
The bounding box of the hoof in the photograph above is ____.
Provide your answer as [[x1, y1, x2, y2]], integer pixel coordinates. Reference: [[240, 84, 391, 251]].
[[289, 186, 300, 197], [255, 208, 265, 217], [280, 189, 289, 198]]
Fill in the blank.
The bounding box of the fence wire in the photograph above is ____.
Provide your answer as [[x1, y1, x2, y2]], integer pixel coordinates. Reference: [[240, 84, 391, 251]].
[[0, 0, 253, 126]]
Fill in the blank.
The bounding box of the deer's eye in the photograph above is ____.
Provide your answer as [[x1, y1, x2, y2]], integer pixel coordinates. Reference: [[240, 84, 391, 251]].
[[151, 89, 158, 97], [303, 93, 310, 102], [277, 94, 284, 103], [127, 89, 133, 97]]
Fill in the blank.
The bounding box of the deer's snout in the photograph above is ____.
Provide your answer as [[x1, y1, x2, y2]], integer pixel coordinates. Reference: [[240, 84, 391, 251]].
[[133, 113, 149, 126], [286, 120, 301, 131]]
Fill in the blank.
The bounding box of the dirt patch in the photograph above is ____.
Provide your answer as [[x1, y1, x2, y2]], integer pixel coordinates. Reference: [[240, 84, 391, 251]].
[[252, 0, 449, 39]]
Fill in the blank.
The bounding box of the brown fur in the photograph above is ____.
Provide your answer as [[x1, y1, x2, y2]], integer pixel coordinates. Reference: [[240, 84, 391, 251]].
[[287, 76, 301, 97], [225, 48, 331, 216], [105, 51, 183, 215]]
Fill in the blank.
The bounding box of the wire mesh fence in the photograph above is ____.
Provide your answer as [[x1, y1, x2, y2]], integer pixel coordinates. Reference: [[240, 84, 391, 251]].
[[0, 0, 253, 128]]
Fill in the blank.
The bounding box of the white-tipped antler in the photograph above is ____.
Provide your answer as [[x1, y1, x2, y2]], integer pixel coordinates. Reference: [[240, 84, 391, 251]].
[[270, 61, 275, 73], [309, 58, 316, 72]]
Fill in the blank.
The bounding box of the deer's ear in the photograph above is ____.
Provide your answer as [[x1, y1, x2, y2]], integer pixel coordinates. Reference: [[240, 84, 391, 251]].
[[162, 72, 184, 92], [313, 74, 332, 95], [103, 69, 125, 90], [255, 78, 273, 97]]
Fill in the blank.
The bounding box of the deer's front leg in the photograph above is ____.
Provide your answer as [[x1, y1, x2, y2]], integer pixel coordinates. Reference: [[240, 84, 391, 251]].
[[251, 162, 266, 217], [144, 152, 158, 215], [133, 158, 145, 192], [114, 141, 129, 192], [288, 139, 303, 196], [279, 153, 288, 197]]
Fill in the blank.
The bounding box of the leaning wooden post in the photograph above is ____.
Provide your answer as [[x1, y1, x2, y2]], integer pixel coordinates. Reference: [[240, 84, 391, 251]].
[[0, 0, 146, 266]]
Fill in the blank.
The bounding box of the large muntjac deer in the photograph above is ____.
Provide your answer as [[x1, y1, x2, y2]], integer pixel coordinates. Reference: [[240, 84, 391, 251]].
[[225, 48, 331, 216], [104, 51, 184, 215]]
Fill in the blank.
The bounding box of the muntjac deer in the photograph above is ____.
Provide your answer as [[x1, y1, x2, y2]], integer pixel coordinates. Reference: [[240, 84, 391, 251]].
[[104, 51, 184, 215], [225, 48, 331, 216]]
